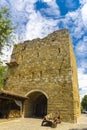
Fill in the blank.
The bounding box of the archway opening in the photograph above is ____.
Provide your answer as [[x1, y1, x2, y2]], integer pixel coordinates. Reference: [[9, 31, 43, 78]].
[[24, 91, 47, 118]]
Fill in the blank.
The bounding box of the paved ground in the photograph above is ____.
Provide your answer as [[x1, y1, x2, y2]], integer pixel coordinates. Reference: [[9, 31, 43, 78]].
[[0, 114, 87, 130]]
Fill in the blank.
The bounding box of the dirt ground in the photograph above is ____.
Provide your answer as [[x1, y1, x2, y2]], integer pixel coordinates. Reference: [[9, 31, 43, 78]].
[[0, 114, 87, 130]]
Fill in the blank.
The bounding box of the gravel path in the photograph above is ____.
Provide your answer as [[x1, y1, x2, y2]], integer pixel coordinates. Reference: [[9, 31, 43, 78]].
[[0, 114, 87, 130]]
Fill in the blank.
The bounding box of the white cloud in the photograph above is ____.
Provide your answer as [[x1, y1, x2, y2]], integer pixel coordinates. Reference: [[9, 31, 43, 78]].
[[3, 0, 60, 40], [0, 46, 13, 63], [43, 0, 52, 2], [78, 68, 87, 100], [81, 3, 87, 27], [80, 0, 87, 5], [75, 38, 87, 57], [43, 0, 54, 2], [65, 9, 85, 39], [37, 0, 60, 18], [9, 0, 25, 11], [13, 0, 60, 40], [0, 0, 9, 7], [25, 12, 58, 40], [78, 68, 87, 88]]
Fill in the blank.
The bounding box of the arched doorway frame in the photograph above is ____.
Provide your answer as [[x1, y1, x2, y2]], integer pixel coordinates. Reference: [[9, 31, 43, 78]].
[[25, 89, 49, 99], [24, 89, 48, 118]]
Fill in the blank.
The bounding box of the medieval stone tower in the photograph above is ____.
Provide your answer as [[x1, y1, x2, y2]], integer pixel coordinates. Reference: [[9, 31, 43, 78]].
[[5, 29, 80, 123]]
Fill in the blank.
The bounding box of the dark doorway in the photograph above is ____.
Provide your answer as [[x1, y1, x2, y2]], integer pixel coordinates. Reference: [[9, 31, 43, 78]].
[[33, 94, 47, 117], [25, 91, 47, 118]]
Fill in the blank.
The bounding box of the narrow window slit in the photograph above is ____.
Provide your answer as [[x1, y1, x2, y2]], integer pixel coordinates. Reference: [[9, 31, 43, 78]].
[[40, 71, 42, 78]]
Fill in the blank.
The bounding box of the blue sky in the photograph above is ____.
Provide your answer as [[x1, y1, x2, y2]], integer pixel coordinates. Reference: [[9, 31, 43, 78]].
[[0, 0, 87, 100]]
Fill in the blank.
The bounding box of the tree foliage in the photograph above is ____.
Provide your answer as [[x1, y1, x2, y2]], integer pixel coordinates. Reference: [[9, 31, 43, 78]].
[[81, 95, 87, 110], [0, 7, 14, 89], [0, 7, 13, 53], [0, 62, 7, 89]]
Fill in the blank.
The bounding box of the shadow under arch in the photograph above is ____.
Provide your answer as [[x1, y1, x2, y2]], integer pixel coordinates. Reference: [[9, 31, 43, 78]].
[[24, 89, 48, 118]]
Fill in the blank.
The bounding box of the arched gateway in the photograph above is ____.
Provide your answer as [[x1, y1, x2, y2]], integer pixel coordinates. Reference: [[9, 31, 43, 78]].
[[24, 90, 48, 118]]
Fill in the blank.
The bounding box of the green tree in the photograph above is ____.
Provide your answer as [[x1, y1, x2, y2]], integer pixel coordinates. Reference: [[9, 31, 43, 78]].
[[0, 62, 7, 89], [0, 7, 14, 89], [0, 7, 14, 53], [81, 95, 87, 110]]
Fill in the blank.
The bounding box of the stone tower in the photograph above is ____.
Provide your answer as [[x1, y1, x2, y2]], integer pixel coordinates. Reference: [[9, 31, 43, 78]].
[[5, 29, 80, 123]]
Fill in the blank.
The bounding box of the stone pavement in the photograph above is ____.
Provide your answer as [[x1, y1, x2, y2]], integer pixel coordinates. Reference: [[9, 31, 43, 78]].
[[0, 114, 87, 130]]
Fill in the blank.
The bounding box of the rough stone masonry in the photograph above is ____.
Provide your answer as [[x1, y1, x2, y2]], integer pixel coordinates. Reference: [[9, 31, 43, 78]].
[[4, 29, 80, 123]]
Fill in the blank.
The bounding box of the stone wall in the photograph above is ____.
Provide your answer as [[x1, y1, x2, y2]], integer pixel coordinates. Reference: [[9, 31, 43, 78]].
[[5, 29, 80, 122]]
